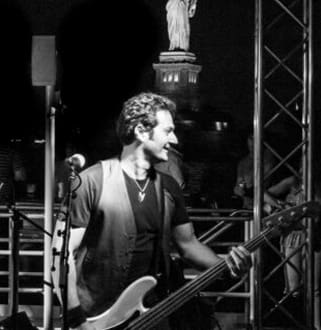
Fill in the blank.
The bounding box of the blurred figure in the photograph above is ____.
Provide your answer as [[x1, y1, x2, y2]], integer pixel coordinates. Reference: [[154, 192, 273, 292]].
[[0, 139, 27, 277], [233, 129, 276, 209], [265, 167, 321, 329], [314, 177, 321, 330], [0, 140, 26, 204], [266, 171, 304, 297]]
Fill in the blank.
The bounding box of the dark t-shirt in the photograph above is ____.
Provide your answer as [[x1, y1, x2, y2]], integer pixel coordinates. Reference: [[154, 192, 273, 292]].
[[70, 163, 189, 287], [122, 170, 189, 285]]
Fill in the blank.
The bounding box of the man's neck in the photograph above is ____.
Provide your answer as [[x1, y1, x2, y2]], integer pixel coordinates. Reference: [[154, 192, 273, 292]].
[[120, 144, 151, 180]]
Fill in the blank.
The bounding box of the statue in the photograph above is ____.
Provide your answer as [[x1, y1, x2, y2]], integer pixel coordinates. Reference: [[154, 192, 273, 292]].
[[166, 0, 198, 52]]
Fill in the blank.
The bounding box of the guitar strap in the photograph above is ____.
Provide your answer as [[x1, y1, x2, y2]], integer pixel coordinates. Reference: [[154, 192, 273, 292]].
[[151, 171, 171, 292]]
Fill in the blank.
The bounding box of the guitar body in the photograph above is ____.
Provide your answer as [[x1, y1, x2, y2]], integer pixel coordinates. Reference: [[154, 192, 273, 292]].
[[76, 202, 319, 330], [87, 276, 157, 330]]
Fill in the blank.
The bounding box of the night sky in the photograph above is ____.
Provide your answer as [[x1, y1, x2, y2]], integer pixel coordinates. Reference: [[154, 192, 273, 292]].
[[0, 0, 320, 163]]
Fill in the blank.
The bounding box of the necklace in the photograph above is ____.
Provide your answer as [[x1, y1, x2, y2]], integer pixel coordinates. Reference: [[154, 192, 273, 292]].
[[133, 178, 150, 202]]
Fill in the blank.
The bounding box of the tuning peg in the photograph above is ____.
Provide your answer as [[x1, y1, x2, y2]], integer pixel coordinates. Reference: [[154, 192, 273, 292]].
[[57, 229, 64, 237], [278, 216, 284, 223], [52, 247, 60, 256]]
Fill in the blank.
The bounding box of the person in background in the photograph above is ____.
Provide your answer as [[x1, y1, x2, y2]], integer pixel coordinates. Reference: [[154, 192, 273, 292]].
[[266, 169, 304, 294], [233, 129, 276, 210], [265, 166, 321, 330], [51, 92, 252, 330], [0, 140, 26, 205], [314, 173, 321, 330], [0, 139, 27, 276]]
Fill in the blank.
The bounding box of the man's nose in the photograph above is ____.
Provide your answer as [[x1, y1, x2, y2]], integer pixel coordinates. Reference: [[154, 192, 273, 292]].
[[169, 132, 178, 145]]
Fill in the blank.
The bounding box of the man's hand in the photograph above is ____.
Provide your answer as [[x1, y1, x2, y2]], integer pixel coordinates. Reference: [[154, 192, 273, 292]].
[[225, 246, 252, 278], [233, 184, 245, 197]]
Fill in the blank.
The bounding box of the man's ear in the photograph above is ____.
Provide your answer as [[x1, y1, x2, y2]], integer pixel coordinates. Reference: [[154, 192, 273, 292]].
[[134, 124, 149, 142]]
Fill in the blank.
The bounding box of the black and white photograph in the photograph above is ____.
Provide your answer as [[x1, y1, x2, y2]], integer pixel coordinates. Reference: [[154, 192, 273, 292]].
[[0, 1, 320, 329]]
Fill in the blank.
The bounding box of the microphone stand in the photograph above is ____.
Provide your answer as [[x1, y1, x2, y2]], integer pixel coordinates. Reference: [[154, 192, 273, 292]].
[[9, 207, 21, 330], [59, 164, 79, 330]]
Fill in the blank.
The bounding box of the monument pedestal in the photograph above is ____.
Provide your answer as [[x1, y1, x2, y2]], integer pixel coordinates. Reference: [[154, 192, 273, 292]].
[[159, 51, 196, 63], [153, 52, 202, 112]]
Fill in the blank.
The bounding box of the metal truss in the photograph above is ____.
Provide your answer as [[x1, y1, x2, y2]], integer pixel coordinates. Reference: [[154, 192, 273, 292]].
[[253, 0, 313, 329]]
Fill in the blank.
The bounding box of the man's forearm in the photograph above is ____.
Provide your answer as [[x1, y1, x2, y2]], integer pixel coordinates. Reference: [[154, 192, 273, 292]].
[[177, 235, 252, 278], [179, 238, 223, 271]]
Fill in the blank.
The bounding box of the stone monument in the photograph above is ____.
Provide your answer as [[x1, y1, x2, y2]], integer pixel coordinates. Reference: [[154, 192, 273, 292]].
[[153, 0, 201, 112]]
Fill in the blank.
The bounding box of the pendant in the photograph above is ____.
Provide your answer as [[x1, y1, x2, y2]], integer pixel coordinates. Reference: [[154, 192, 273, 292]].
[[138, 191, 145, 203]]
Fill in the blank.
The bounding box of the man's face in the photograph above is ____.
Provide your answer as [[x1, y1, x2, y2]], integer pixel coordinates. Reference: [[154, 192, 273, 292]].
[[144, 110, 178, 162]]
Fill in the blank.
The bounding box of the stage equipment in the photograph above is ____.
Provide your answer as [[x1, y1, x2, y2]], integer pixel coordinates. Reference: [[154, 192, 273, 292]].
[[6, 205, 52, 330], [32, 36, 56, 86], [0, 312, 39, 330], [57, 162, 84, 330], [32, 35, 57, 330], [66, 154, 86, 170]]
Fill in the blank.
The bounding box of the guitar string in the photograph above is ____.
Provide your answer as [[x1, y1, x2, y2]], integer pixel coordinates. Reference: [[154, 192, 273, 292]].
[[127, 204, 308, 329], [126, 227, 275, 330], [126, 261, 230, 330], [143, 231, 270, 329], [144, 212, 308, 329], [129, 228, 272, 330]]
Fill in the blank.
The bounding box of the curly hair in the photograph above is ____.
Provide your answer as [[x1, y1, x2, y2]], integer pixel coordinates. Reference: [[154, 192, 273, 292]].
[[116, 92, 176, 145]]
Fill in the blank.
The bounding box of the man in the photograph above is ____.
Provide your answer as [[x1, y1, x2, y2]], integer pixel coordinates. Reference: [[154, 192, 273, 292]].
[[0, 141, 26, 204], [264, 167, 321, 329], [52, 92, 251, 330], [233, 129, 276, 209]]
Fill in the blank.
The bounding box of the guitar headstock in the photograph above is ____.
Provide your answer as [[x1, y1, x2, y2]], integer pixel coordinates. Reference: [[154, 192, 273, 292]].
[[263, 201, 321, 235]]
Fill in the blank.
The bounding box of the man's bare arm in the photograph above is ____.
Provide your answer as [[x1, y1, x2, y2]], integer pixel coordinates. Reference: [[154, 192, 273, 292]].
[[173, 222, 252, 275], [173, 222, 222, 270]]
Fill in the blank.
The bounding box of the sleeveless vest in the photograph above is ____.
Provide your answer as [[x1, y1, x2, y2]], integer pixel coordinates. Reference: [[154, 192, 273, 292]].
[[76, 158, 175, 316]]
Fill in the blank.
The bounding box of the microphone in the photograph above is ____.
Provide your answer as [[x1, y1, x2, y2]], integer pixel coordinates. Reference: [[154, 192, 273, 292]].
[[67, 153, 86, 170], [52, 90, 67, 113]]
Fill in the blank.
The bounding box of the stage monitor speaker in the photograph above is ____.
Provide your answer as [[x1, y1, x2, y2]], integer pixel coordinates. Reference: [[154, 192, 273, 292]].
[[31, 35, 56, 86], [0, 312, 39, 330]]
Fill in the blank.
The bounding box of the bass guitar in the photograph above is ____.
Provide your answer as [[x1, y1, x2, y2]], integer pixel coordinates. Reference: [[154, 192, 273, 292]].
[[87, 201, 320, 330]]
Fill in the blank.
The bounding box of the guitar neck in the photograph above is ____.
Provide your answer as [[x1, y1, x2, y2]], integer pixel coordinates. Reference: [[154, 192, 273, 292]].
[[126, 225, 274, 330], [125, 201, 315, 330]]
